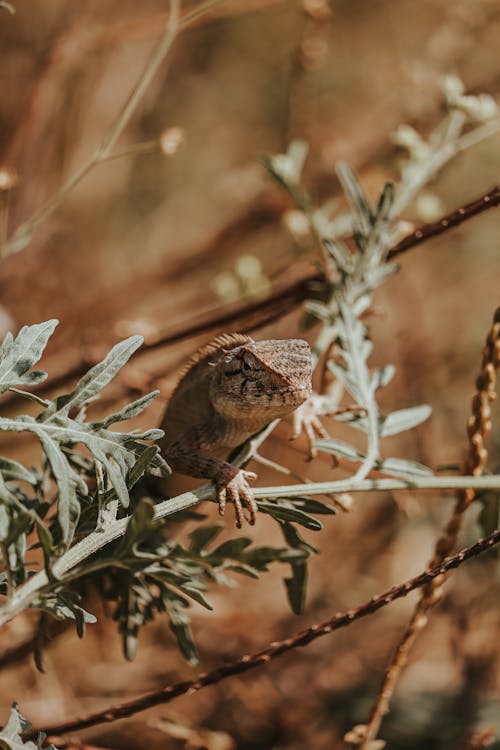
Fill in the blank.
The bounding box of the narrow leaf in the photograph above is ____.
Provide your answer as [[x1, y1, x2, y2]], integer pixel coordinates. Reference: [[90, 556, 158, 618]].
[[98, 391, 160, 427], [371, 364, 395, 391], [378, 457, 434, 479], [315, 437, 363, 461], [0, 320, 57, 395], [336, 162, 373, 235], [257, 501, 323, 530], [50, 335, 143, 415], [380, 405, 432, 436]]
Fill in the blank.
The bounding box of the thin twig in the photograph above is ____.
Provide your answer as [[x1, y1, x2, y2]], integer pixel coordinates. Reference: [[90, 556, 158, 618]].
[[389, 183, 500, 258], [2, 472, 500, 629], [1, 0, 186, 256], [358, 306, 500, 747], [25, 528, 500, 740]]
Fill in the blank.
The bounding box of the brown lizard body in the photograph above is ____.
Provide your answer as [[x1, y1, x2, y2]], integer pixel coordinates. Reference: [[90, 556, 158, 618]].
[[157, 333, 312, 527]]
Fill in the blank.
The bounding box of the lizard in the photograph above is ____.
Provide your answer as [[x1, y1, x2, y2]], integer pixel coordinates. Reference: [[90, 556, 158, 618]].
[[156, 333, 313, 528]]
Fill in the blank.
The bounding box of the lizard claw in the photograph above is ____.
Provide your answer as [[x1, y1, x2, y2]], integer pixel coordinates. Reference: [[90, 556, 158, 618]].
[[291, 397, 330, 460], [217, 469, 258, 528]]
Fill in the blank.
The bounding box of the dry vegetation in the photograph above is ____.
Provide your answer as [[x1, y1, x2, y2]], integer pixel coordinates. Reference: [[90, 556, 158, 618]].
[[0, 1, 500, 749]]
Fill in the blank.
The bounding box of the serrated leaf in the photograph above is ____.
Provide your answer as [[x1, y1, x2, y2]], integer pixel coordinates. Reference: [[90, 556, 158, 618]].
[[380, 405, 432, 436], [212, 537, 253, 558], [46, 335, 143, 416], [116, 497, 156, 558], [189, 524, 224, 553], [165, 599, 198, 664], [257, 501, 323, 530], [0, 320, 57, 395], [0, 703, 57, 750], [0, 457, 37, 485], [99, 391, 160, 427], [36, 431, 83, 542], [0, 415, 162, 543]]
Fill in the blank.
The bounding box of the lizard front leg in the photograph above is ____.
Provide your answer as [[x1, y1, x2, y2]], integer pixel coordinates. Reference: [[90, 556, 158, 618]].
[[164, 438, 258, 528]]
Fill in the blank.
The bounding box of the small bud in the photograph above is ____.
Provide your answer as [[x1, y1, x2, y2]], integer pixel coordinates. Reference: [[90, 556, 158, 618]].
[[159, 126, 185, 155], [440, 74, 465, 102], [392, 125, 430, 162], [235, 254, 262, 280], [455, 93, 498, 122], [283, 209, 311, 240], [212, 272, 240, 304], [0, 166, 18, 191], [414, 192, 444, 222]]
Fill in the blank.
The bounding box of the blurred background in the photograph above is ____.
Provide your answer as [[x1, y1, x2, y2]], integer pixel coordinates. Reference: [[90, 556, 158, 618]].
[[1, 1, 500, 748]]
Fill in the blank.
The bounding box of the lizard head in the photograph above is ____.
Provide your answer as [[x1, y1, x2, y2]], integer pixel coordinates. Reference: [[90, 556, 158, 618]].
[[209, 338, 312, 421]]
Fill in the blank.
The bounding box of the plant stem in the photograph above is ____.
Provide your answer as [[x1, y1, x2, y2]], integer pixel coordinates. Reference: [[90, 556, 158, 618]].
[[1, 473, 500, 627]]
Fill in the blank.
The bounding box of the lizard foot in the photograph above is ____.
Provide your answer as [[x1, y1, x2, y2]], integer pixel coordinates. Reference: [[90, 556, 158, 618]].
[[217, 469, 258, 528], [291, 396, 330, 460]]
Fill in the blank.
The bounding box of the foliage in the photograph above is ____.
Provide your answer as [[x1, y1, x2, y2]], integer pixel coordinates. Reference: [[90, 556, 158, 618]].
[[0, 320, 335, 663], [0, 704, 56, 750]]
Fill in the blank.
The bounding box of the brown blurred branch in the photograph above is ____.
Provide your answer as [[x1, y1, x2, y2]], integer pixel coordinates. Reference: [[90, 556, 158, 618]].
[[358, 306, 500, 748], [2, 181, 500, 414], [27, 529, 500, 740], [388, 183, 500, 258]]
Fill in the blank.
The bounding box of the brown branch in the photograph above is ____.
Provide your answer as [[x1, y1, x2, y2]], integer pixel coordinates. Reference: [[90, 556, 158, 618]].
[[358, 306, 500, 748], [388, 184, 500, 258], [27, 529, 500, 741], [3, 182, 500, 415]]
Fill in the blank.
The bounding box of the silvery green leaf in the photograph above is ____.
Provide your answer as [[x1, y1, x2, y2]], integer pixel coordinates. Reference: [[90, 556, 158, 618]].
[[323, 239, 354, 273], [0, 415, 161, 543], [0, 457, 37, 484], [378, 457, 434, 479], [361, 339, 373, 361], [336, 162, 373, 236], [380, 405, 432, 436], [362, 263, 399, 291], [304, 300, 331, 322], [314, 437, 363, 462], [332, 409, 368, 432], [371, 364, 395, 391], [327, 361, 360, 401], [46, 335, 143, 417], [98, 391, 160, 427], [165, 598, 198, 665], [0, 703, 57, 750], [351, 294, 371, 317], [36, 431, 84, 541], [0, 320, 57, 395]]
